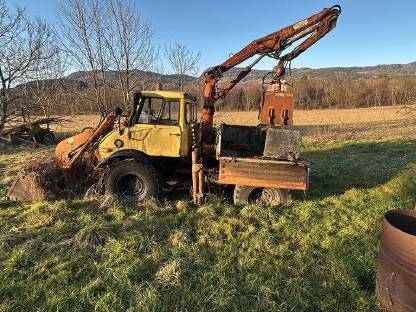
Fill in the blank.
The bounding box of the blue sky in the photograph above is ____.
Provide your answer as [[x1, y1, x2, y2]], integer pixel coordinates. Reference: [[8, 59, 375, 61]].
[[8, 0, 416, 71]]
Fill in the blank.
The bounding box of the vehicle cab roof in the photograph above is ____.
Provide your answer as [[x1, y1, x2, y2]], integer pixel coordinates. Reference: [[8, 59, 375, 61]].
[[140, 90, 197, 102]]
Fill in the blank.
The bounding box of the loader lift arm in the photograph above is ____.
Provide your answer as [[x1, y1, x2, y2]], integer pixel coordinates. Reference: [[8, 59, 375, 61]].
[[201, 5, 341, 143]]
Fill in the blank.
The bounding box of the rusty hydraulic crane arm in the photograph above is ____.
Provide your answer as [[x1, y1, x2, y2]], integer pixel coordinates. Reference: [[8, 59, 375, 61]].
[[201, 5, 341, 143], [204, 5, 341, 103]]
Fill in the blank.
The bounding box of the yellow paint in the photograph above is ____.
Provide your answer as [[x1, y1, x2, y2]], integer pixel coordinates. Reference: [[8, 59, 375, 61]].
[[98, 91, 197, 159]]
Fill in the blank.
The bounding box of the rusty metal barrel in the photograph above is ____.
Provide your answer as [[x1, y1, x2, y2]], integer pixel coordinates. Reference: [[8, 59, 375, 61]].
[[376, 210, 416, 312]]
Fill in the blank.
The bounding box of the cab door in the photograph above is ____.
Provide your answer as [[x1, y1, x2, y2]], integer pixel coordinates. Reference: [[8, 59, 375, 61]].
[[130, 98, 182, 157]]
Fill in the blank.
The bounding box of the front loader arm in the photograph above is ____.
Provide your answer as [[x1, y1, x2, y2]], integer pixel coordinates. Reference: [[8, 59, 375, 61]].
[[56, 108, 122, 169]]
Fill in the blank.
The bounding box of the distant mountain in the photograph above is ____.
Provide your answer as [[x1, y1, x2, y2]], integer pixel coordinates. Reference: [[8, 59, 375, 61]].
[[67, 61, 416, 88], [66, 70, 195, 86], [14, 61, 416, 93], [14, 78, 88, 92], [222, 62, 416, 80]]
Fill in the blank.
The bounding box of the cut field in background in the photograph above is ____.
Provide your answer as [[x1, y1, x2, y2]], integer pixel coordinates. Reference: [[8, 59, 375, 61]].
[[1, 105, 415, 311], [52, 105, 416, 142]]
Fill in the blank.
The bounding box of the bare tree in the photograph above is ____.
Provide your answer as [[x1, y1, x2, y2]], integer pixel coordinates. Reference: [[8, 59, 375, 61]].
[[105, 0, 156, 109], [58, 0, 108, 112], [20, 47, 69, 120], [164, 42, 200, 91], [0, 1, 56, 131], [58, 0, 157, 112]]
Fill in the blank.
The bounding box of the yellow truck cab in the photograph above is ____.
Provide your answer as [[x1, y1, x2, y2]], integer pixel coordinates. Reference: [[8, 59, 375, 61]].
[[96, 91, 199, 202], [99, 91, 198, 159]]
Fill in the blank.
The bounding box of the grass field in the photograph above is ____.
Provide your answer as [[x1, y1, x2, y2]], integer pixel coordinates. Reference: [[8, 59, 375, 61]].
[[1, 106, 416, 311]]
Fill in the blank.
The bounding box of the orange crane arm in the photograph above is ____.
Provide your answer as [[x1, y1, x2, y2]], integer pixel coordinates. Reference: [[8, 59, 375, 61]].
[[201, 5, 341, 142]]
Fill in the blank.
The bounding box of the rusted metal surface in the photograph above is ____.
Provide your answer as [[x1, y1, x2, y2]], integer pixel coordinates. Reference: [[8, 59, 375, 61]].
[[217, 124, 301, 160], [56, 108, 121, 168], [259, 92, 294, 126], [201, 106, 215, 145], [201, 5, 341, 144], [55, 129, 95, 163], [217, 157, 309, 190], [263, 127, 301, 160], [5, 173, 46, 202], [191, 122, 204, 205], [376, 210, 416, 312], [216, 124, 266, 158]]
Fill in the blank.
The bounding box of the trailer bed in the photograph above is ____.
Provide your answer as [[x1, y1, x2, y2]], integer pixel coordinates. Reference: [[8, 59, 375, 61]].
[[217, 156, 309, 190], [215, 124, 309, 191]]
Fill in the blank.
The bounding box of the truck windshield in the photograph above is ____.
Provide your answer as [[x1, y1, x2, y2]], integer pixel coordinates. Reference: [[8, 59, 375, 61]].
[[134, 97, 180, 125]]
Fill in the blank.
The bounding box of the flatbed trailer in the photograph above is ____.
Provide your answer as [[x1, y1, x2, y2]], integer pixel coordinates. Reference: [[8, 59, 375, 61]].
[[213, 124, 309, 205]]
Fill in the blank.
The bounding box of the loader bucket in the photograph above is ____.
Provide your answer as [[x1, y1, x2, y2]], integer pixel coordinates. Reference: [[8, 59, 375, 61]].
[[4, 157, 98, 202], [6, 173, 49, 202], [4, 157, 71, 202]]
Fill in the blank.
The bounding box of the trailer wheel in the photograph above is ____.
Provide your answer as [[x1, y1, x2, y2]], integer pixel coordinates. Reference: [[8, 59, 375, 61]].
[[233, 185, 290, 207], [105, 159, 161, 202]]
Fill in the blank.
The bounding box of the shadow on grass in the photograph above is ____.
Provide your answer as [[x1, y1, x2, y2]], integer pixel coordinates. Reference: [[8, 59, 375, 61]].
[[302, 139, 416, 199]]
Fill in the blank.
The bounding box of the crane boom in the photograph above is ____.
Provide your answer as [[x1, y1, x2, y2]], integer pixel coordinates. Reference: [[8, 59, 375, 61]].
[[201, 5, 341, 143]]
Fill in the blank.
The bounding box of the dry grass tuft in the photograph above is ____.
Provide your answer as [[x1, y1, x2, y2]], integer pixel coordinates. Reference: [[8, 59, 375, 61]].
[[155, 260, 181, 286], [71, 221, 114, 251]]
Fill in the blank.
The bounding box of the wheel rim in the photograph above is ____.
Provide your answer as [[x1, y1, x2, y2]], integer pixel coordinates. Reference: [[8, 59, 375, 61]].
[[116, 174, 145, 198], [248, 188, 281, 207]]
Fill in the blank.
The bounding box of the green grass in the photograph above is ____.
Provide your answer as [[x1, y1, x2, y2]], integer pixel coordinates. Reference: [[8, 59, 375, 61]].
[[1, 140, 416, 311]]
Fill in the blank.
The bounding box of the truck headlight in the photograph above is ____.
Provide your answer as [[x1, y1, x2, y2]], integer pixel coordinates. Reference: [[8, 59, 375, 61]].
[[114, 139, 124, 148]]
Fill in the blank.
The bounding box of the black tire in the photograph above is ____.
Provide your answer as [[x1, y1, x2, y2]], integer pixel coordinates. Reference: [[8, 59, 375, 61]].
[[36, 130, 55, 146], [233, 185, 290, 207], [105, 159, 161, 202]]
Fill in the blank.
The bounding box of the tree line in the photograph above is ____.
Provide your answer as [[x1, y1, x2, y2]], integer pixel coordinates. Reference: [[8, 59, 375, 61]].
[[207, 74, 416, 111]]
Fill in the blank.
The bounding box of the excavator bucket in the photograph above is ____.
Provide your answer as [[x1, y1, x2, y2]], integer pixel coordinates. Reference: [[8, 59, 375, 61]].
[[4, 132, 94, 202], [4, 158, 71, 202], [5, 173, 50, 202]]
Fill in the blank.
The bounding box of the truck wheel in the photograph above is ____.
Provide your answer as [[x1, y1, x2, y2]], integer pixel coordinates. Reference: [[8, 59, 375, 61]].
[[36, 130, 55, 145], [41, 131, 55, 145], [105, 159, 161, 202], [233, 185, 290, 207]]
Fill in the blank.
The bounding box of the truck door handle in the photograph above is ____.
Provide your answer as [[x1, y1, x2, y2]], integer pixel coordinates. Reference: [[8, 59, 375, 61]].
[[169, 133, 180, 136]]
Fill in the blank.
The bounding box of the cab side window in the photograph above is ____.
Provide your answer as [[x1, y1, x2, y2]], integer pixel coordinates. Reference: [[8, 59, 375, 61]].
[[159, 100, 180, 125], [186, 103, 197, 124], [138, 97, 164, 124]]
